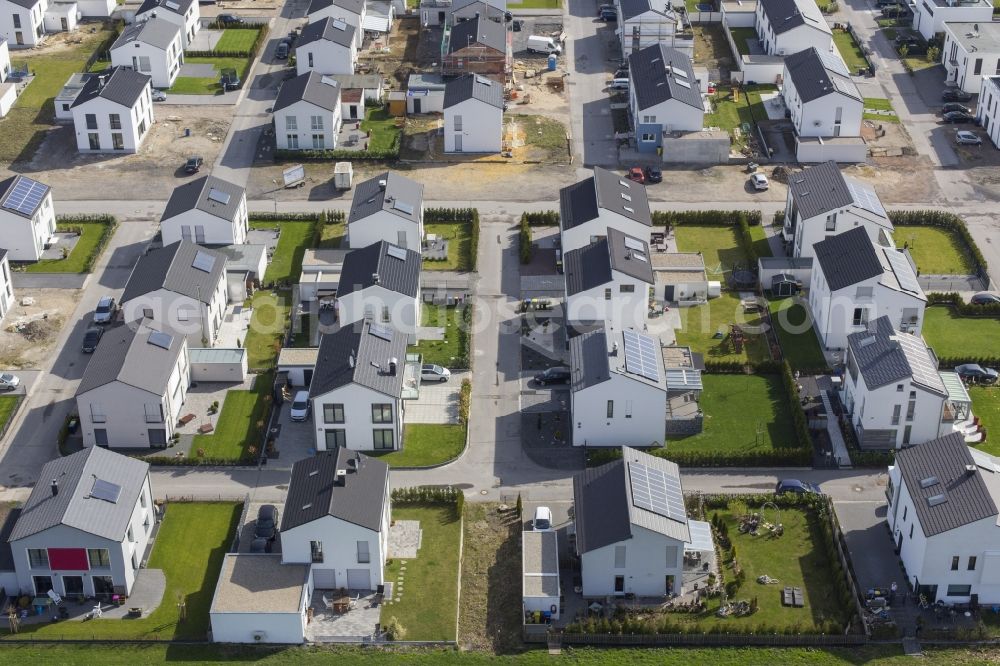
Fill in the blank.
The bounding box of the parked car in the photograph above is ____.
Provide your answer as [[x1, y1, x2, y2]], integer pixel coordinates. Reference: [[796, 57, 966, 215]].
[[220, 68, 241, 90], [249, 537, 272, 553], [0, 373, 21, 391], [613, 66, 629, 79], [942, 111, 975, 124], [82, 326, 103, 353], [627, 166, 645, 183], [217, 13, 244, 25], [942, 88, 973, 102], [875, 0, 898, 6], [275, 41, 290, 59], [880, 5, 906, 17], [955, 363, 999, 384], [420, 364, 451, 382], [750, 173, 769, 191], [956, 130, 982, 146], [644, 166, 663, 183], [151, 89, 167, 102], [970, 292, 1000, 305], [289, 390, 311, 421], [597, 2, 614, 15], [942, 103, 973, 114], [512, 19, 523, 31], [255, 505, 279, 540], [184, 156, 204, 173], [775, 479, 820, 495], [532, 506, 553, 531], [92, 295, 117, 324], [600, 7, 617, 20], [533, 366, 571, 386]]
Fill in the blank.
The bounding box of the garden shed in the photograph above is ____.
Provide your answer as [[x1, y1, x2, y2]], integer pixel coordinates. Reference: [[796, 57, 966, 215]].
[[522, 530, 560, 622], [189, 348, 248, 382]]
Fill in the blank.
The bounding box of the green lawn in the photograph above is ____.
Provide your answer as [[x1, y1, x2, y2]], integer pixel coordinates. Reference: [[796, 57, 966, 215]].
[[832, 28, 868, 73], [971, 387, 1000, 456], [409, 305, 469, 368], [318, 218, 347, 248], [921, 306, 1000, 360], [863, 98, 900, 124], [423, 222, 473, 271], [674, 225, 750, 281], [192, 373, 273, 461], [0, 395, 21, 435], [382, 504, 461, 640], [215, 28, 259, 53], [704, 86, 773, 148], [244, 290, 292, 369], [666, 373, 797, 457], [768, 298, 828, 371], [169, 56, 252, 95], [675, 293, 771, 364], [895, 225, 974, 275], [21, 221, 113, 273], [748, 224, 772, 259], [729, 27, 757, 56], [250, 219, 317, 285], [373, 424, 466, 467], [360, 107, 401, 152], [506, 0, 560, 7], [5, 503, 240, 640]]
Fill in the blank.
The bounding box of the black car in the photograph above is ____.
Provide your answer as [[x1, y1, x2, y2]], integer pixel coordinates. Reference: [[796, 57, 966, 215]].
[[184, 156, 203, 173], [275, 41, 290, 59], [82, 326, 103, 353], [970, 292, 1000, 305], [644, 166, 663, 183], [217, 13, 244, 25], [249, 537, 272, 553], [955, 363, 999, 384], [534, 366, 571, 386], [255, 504, 279, 540], [220, 68, 241, 91], [942, 111, 975, 124], [775, 479, 820, 495], [942, 88, 973, 102], [512, 19, 523, 31], [941, 102, 973, 115], [880, 5, 906, 17]]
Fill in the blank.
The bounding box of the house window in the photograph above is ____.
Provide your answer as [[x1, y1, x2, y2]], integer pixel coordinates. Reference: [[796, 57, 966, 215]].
[[371, 404, 393, 424], [969, 556, 978, 570], [310, 115, 323, 131], [891, 405, 901, 425], [286, 116, 297, 131], [13, 14, 20, 28], [27, 549, 48, 569], [357, 540, 370, 564], [88, 133, 101, 150], [856, 286, 873, 299], [90, 404, 107, 423], [381, 305, 390, 323], [308, 52, 314, 67], [144, 403, 163, 423], [852, 308, 869, 326], [323, 404, 345, 423], [310, 541, 324, 563], [94, 429, 108, 446], [140, 491, 147, 508], [625, 401, 632, 418], [947, 584, 972, 597], [825, 214, 836, 231], [312, 134, 324, 149], [606, 400, 613, 418], [897, 384, 904, 392], [373, 429, 394, 450], [642, 115, 656, 123], [902, 506, 907, 521], [614, 545, 626, 568], [951, 556, 960, 571], [604, 288, 612, 300], [324, 429, 346, 449], [454, 114, 463, 131], [620, 284, 635, 293], [88, 549, 111, 570], [974, 58, 983, 75], [109, 113, 121, 130], [144, 513, 151, 532], [909, 524, 914, 539], [906, 397, 916, 421], [640, 132, 655, 142], [85, 113, 97, 130], [128, 525, 135, 543], [287, 134, 299, 149], [112, 133, 125, 151]]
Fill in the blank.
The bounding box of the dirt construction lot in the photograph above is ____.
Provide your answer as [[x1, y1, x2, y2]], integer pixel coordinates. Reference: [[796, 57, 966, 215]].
[[0, 289, 81, 369]]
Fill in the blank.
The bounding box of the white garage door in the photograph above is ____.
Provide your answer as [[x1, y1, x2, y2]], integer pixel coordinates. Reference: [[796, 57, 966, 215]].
[[313, 569, 336, 589], [347, 569, 371, 591]]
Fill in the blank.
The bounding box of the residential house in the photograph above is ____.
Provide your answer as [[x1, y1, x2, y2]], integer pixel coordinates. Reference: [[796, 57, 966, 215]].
[[943, 22, 1000, 94], [42, 2, 76, 36], [298, 248, 350, 302], [441, 15, 510, 81], [73, 0, 114, 16], [0, 0, 45, 47], [336, 241, 421, 344], [54, 72, 92, 120], [754, 0, 832, 57], [451, 0, 507, 22], [651, 252, 709, 305], [0, 175, 56, 261], [109, 17, 183, 90], [617, 0, 688, 58], [8, 446, 154, 598], [0, 39, 12, 115], [309, 318, 407, 452], [274, 71, 343, 151], [159, 175, 248, 246], [783, 160, 894, 258], [325, 72, 383, 103], [210, 555, 311, 644], [559, 166, 652, 254], [135, 0, 199, 48], [886, 433, 1000, 604], [307, 0, 365, 49], [71, 66, 153, 154], [628, 44, 704, 154], [443, 73, 504, 153], [420, 0, 451, 25], [347, 171, 424, 251], [214, 243, 268, 302], [911, 0, 993, 42], [0, 249, 13, 320], [75, 320, 190, 449], [340, 87, 364, 122], [564, 228, 653, 333], [808, 226, 926, 351], [569, 326, 667, 448], [406, 72, 446, 114], [573, 446, 694, 596], [782, 48, 862, 139], [662, 345, 703, 434], [976, 75, 1000, 148], [295, 16, 357, 77], [120, 240, 228, 347]]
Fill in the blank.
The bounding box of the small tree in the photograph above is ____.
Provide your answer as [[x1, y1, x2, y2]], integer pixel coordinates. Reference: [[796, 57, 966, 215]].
[[899, 44, 909, 59], [926, 46, 940, 63], [515, 493, 523, 518]]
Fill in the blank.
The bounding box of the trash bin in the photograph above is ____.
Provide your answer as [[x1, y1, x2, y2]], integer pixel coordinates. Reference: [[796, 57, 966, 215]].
[[184, 128, 191, 137], [67, 419, 78, 434]]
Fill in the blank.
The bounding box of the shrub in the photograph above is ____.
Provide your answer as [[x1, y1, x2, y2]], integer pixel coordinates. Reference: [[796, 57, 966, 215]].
[[383, 616, 407, 641], [522, 211, 560, 226], [458, 378, 472, 424], [519, 214, 533, 264], [652, 210, 762, 227], [54, 214, 118, 273]]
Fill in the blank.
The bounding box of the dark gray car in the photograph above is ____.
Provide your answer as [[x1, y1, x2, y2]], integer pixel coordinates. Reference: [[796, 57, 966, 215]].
[[533, 366, 571, 385], [255, 504, 279, 540], [82, 326, 103, 353]]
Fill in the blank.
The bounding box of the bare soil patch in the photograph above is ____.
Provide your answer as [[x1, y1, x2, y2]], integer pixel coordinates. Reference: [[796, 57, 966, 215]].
[[0, 288, 80, 369]]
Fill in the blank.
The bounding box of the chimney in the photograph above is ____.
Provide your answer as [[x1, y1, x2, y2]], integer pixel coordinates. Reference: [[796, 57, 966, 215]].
[[966, 464, 977, 474], [348, 351, 355, 368], [335, 469, 347, 486], [98, 75, 107, 89], [378, 179, 387, 190], [389, 357, 398, 375], [50, 479, 59, 496], [372, 273, 380, 285]]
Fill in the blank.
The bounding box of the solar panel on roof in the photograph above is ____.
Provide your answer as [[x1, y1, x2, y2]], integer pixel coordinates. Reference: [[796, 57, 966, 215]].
[[475, 75, 493, 86], [192, 250, 216, 273], [320, 75, 339, 87], [629, 461, 685, 523], [624, 236, 645, 251], [622, 330, 660, 382], [386, 245, 408, 261], [332, 19, 347, 30], [369, 323, 393, 341], [148, 330, 174, 349], [393, 200, 415, 215], [91, 478, 122, 504], [846, 179, 886, 217], [207, 188, 231, 205], [2, 177, 47, 216], [674, 78, 692, 89], [885, 250, 920, 294]]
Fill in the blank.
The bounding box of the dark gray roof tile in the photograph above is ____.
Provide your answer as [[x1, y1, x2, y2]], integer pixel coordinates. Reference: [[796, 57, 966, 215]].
[[784, 47, 860, 104], [573, 459, 632, 553], [308, 0, 364, 15], [813, 226, 882, 291], [348, 172, 423, 225], [309, 319, 408, 399], [443, 73, 504, 109], [337, 241, 420, 298], [161, 175, 245, 223], [274, 70, 342, 113], [559, 167, 652, 231], [564, 237, 612, 296], [759, 0, 826, 35], [569, 328, 611, 391], [71, 66, 150, 109], [628, 44, 702, 111], [136, 0, 195, 17], [281, 448, 388, 532], [121, 240, 226, 304], [607, 227, 654, 284], [298, 16, 356, 49], [112, 17, 180, 52], [449, 15, 506, 54], [77, 320, 186, 395], [847, 316, 945, 394]]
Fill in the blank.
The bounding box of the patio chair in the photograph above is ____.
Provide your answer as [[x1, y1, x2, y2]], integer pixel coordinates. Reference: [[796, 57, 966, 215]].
[[322, 594, 334, 611], [349, 593, 360, 610]]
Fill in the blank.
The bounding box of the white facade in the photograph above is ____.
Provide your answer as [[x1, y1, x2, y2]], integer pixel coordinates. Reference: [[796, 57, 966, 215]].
[[121, 282, 228, 347], [42, 2, 77, 35], [110, 20, 183, 89], [75, 0, 114, 16], [274, 98, 342, 151], [210, 602, 308, 644], [782, 63, 863, 139], [977, 75, 1000, 148], [71, 81, 154, 154], [618, 9, 686, 58], [572, 372, 666, 448], [0, 0, 46, 48], [784, 195, 894, 259], [0, 252, 13, 320], [754, 0, 832, 57], [943, 23, 1000, 94], [911, 0, 992, 42], [160, 195, 249, 246], [565, 274, 650, 333], [628, 85, 705, 136], [311, 383, 404, 452], [443, 96, 502, 153], [580, 524, 684, 597], [309, 2, 364, 49], [560, 214, 651, 254], [209, 555, 311, 645], [0, 39, 9, 80], [0, 184, 56, 261], [281, 507, 390, 590], [336, 285, 419, 344], [296, 36, 356, 76], [136, 0, 199, 47], [347, 209, 423, 251]]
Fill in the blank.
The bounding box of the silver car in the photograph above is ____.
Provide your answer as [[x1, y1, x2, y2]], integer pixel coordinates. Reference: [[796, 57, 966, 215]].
[[93, 295, 117, 324], [956, 130, 982, 146], [289, 390, 311, 421], [420, 364, 451, 383], [0, 373, 20, 391]]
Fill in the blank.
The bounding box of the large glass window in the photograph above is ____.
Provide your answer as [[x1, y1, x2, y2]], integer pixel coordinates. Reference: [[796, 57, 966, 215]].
[[371, 404, 393, 424], [357, 540, 370, 563], [88, 549, 111, 570], [27, 549, 48, 569], [324, 429, 346, 449], [323, 404, 345, 424], [373, 429, 394, 450], [310, 541, 324, 563]]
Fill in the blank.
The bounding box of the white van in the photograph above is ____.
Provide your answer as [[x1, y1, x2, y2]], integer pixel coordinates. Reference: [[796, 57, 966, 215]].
[[609, 77, 629, 91], [527, 35, 562, 55]]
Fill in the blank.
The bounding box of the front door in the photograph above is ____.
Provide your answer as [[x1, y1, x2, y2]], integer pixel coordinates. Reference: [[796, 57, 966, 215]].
[[93, 575, 114, 597], [94, 429, 108, 447], [15, 32, 23, 45], [455, 134, 463, 152], [613, 575, 625, 594], [33, 576, 53, 595], [61, 17, 67, 31], [412, 98, 421, 114], [349, 105, 358, 119], [437, 10, 445, 22], [303, 369, 313, 388], [63, 575, 84, 596], [895, 531, 903, 554]]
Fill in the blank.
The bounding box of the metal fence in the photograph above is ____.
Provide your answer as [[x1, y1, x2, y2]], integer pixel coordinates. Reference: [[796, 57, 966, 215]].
[[917, 275, 988, 293], [527, 630, 868, 646]]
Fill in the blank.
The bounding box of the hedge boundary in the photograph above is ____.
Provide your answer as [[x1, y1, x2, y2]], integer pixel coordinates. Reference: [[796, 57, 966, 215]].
[[888, 210, 988, 281], [53, 213, 119, 273], [425, 207, 480, 272]]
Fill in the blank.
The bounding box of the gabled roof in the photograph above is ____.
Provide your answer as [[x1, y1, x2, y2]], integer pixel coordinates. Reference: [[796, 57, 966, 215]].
[[559, 166, 652, 231], [628, 44, 703, 112], [280, 448, 389, 532], [569, 328, 612, 391], [308, 0, 364, 15], [4, 0, 43, 9], [619, 0, 675, 22], [759, 0, 829, 36], [813, 226, 882, 291], [607, 227, 654, 284], [337, 240, 421, 298], [273, 70, 342, 113], [111, 16, 181, 52], [71, 66, 150, 110], [9, 447, 150, 542], [348, 172, 424, 225], [895, 433, 999, 538], [309, 318, 407, 399], [443, 73, 504, 109], [449, 15, 507, 54], [161, 175, 245, 223], [137, 0, 195, 17], [784, 47, 860, 104], [787, 161, 890, 223], [77, 320, 186, 395], [298, 15, 356, 49], [565, 228, 653, 296], [0, 175, 51, 220], [452, 0, 506, 12], [121, 240, 226, 304], [847, 316, 945, 395]]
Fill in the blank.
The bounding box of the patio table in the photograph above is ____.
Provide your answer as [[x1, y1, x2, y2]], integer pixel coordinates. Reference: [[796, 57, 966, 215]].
[[333, 595, 350, 613]]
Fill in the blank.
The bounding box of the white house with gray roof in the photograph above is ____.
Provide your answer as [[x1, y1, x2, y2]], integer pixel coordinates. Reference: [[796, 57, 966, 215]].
[[573, 446, 696, 596], [0, 0, 46, 47], [616, 0, 688, 59], [120, 240, 228, 347], [450, 0, 507, 22], [309, 318, 408, 452], [570, 327, 667, 448], [911, 0, 993, 42], [443, 73, 503, 153], [274, 71, 343, 151], [110, 17, 182, 89], [886, 433, 1000, 604], [559, 166, 652, 254], [564, 227, 653, 333], [70, 66, 153, 154], [0, 249, 12, 320], [295, 16, 357, 76], [781, 48, 862, 140], [307, 0, 365, 49], [336, 240, 421, 344], [977, 75, 1000, 148], [159, 175, 248, 246], [628, 44, 704, 154], [8, 446, 154, 599], [75, 320, 190, 449], [754, 0, 832, 57], [347, 172, 424, 251], [784, 161, 894, 258], [943, 22, 1000, 94], [135, 0, 199, 47], [808, 226, 926, 351], [0, 174, 56, 261]]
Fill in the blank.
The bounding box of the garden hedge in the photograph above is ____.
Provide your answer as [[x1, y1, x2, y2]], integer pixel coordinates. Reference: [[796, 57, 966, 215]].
[[888, 210, 987, 280], [651, 210, 762, 227], [391, 485, 464, 518], [519, 213, 533, 264], [54, 214, 119, 273], [425, 207, 480, 271], [926, 292, 1000, 316], [522, 211, 560, 226]]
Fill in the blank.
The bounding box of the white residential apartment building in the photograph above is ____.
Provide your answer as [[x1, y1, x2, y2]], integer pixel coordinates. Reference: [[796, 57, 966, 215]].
[[336, 240, 421, 344], [782, 47, 862, 139], [70, 66, 153, 154], [976, 75, 1000, 148], [109, 17, 182, 90], [347, 172, 424, 251], [943, 22, 1000, 94], [159, 175, 248, 246], [295, 16, 357, 76], [135, 0, 199, 47], [0, 0, 46, 47], [754, 0, 832, 56], [911, 0, 993, 42], [273, 71, 343, 151], [443, 73, 504, 153]]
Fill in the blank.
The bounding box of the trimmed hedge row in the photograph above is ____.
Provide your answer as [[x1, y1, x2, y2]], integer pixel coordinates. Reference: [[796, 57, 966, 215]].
[[425, 207, 480, 271], [275, 145, 401, 161], [522, 211, 559, 226], [391, 485, 464, 517], [55, 214, 119, 274], [780, 359, 814, 463], [888, 210, 987, 279], [652, 210, 762, 227], [519, 213, 533, 264], [927, 292, 1000, 316]]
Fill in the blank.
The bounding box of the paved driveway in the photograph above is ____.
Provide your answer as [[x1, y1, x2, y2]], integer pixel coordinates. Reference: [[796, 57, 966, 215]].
[[565, 0, 619, 166], [834, 500, 904, 592], [404, 371, 468, 424]]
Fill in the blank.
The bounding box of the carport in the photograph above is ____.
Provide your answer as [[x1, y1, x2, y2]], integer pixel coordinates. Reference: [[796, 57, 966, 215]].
[[277, 347, 318, 388], [189, 348, 248, 382]]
